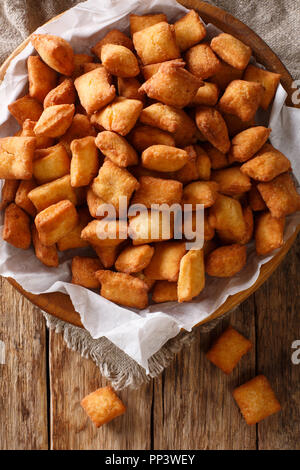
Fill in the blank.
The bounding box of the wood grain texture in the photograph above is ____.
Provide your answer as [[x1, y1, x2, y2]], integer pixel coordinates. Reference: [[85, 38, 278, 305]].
[[0, 278, 48, 450]]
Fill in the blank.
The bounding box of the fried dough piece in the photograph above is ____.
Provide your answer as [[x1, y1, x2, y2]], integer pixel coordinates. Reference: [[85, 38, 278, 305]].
[[244, 64, 281, 110], [31, 34, 74, 76], [0, 180, 19, 211], [240, 143, 291, 182], [211, 167, 251, 196], [130, 13, 167, 35], [74, 67, 116, 115], [59, 114, 96, 154], [33, 144, 70, 184], [8, 95, 43, 125], [32, 224, 58, 267], [101, 44, 140, 78], [211, 33, 252, 70], [209, 194, 246, 243], [95, 131, 138, 167], [3, 203, 31, 249], [34, 104, 75, 138], [91, 97, 143, 136], [21, 119, 54, 149], [70, 136, 99, 187], [206, 244, 247, 277], [189, 82, 219, 107], [44, 78, 76, 108], [92, 29, 134, 58], [185, 43, 221, 79], [255, 211, 285, 255], [28, 55, 57, 103], [71, 256, 102, 288], [132, 176, 182, 207], [142, 145, 188, 172], [152, 281, 178, 303], [15, 179, 37, 216], [81, 220, 128, 248], [129, 125, 175, 152], [174, 9, 206, 51], [28, 174, 77, 212], [195, 106, 230, 154], [183, 181, 219, 209], [218, 80, 264, 122], [257, 173, 300, 218], [115, 244, 154, 273], [0, 136, 35, 180], [229, 126, 271, 163], [177, 249, 205, 302], [144, 241, 186, 281]]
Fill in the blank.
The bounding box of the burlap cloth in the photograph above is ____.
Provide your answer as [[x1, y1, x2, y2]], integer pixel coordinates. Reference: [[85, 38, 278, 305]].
[[1, 0, 298, 388]]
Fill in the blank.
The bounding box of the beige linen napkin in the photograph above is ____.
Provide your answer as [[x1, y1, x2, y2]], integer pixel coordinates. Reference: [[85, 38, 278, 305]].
[[0, 0, 298, 388]]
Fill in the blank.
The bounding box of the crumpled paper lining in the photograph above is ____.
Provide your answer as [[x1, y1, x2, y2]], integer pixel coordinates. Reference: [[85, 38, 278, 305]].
[[0, 0, 299, 371]]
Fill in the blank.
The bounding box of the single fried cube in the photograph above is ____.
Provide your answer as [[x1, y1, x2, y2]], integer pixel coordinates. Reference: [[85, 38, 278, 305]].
[[185, 43, 221, 79], [74, 67, 116, 115], [27, 55, 57, 103], [93, 244, 120, 268], [117, 77, 145, 102], [32, 223, 58, 267], [139, 61, 201, 108], [35, 199, 78, 246], [183, 181, 219, 208], [141, 58, 184, 80], [229, 126, 271, 163], [144, 241, 186, 281], [255, 211, 285, 255], [0, 136, 35, 180], [57, 207, 90, 251], [129, 125, 175, 153], [87, 188, 106, 219], [133, 21, 180, 65], [71, 256, 102, 288], [92, 30, 133, 58], [0, 180, 19, 211], [28, 174, 77, 212], [81, 386, 126, 428], [195, 145, 211, 180], [81, 220, 128, 248], [115, 244, 154, 273], [3, 203, 31, 249], [206, 325, 252, 374], [91, 97, 143, 136], [209, 194, 246, 243], [248, 184, 267, 211], [15, 179, 37, 217], [152, 281, 178, 303], [101, 44, 139, 78], [233, 375, 281, 425], [95, 131, 138, 167], [128, 210, 174, 245], [132, 176, 182, 207], [31, 34, 74, 76], [241, 143, 291, 182], [257, 173, 300, 218], [59, 113, 96, 154], [177, 249, 205, 302], [219, 80, 264, 122], [244, 64, 281, 110], [95, 270, 148, 309], [210, 60, 243, 90], [70, 136, 99, 187], [142, 145, 188, 172], [206, 244, 247, 277], [211, 167, 251, 196], [189, 82, 219, 107], [8, 95, 43, 125], [211, 33, 252, 70], [174, 9, 206, 51], [92, 159, 139, 213], [34, 104, 75, 138], [130, 13, 167, 35], [202, 143, 228, 170], [195, 106, 230, 154], [21, 119, 54, 149], [33, 144, 70, 184], [44, 78, 76, 108]]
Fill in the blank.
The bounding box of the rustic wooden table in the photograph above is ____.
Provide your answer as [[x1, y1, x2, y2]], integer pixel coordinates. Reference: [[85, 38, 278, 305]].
[[0, 235, 299, 450]]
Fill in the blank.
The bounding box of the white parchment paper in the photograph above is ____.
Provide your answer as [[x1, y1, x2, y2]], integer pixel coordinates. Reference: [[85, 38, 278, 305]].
[[0, 0, 299, 371]]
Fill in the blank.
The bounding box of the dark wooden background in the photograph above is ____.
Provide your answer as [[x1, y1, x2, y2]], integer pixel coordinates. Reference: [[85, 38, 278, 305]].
[[0, 235, 299, 450]]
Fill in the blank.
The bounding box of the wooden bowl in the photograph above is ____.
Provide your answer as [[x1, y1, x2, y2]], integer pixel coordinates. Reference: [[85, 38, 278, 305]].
[[1, 0, 299, 329]]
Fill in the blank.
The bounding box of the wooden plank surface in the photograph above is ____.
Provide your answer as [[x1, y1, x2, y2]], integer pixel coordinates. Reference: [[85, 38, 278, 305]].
[[0, 278, 48, 450]]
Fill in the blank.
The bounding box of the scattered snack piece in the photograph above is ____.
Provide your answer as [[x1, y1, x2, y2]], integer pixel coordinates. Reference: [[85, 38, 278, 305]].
[[21, 119, 54, 149], [0, 136, 35, 180], [70, 136, 99, 187], [59, 113, 96, 154], [95, 270, 148, 309], [142, 145, 188, 172], [44, 78, 76, 108], [132, 176, 182, 207], [248, 185, 267, 211], [257, 173, 300, 218], [218, 80, 264, 122], [202, 143, 228, 170], [189, 82, 219, 107], [92, 29, 134, 58], [81, 386, 126, 428], [144, 241, 186, 281], [133, 21, 180, 65], [241, 143, 291, 182], [117, 77, 145, 102], [34, 104, 75, 138], [233, 375, 281, 425], [8, 95, 43, 125], [211, 167, 251, 196], [244, 64, 281, 110], [74, 67, 116, 115], [35, 199, 78, 246], [81, 220, 127, 248], [129, 125, 175, 152], [0, 180, 19, 211], [229, 126, 271, 163], [152, 281, 178, 303], [71, 256, 102, 288], [206, 326, 252, 374], [130, 13, 168, 35], [255, 211, 285, 255], [206, 244, 247, 277], [211, 33, 252, 70], [210, 60, 243, 90], [177, 249, 205, 302], [15, 179, 37, 217], [209, 194, 246, 243], [195, 106, 230, 154], [86, 188, 106, 219], [185, 43, 221, 79], [95, 131, 138, 167], [57, 207, 90, 251], [182, 181, 219, 208], [128, 210, 174, 245], [139, 61, 201, 108], [101, 44, 140, 78], [33, 144, 70, 184], [91, 97, 143, 136], [115, 244, 154, 273], [28, 174, 77, 212], [31, 34, 74, 76], [174, 9, 206, 51], [3, 203, 31, 249], [93, 244, 120, 268], [28, 56, 57, 103], [32, 224, 58, 267]]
